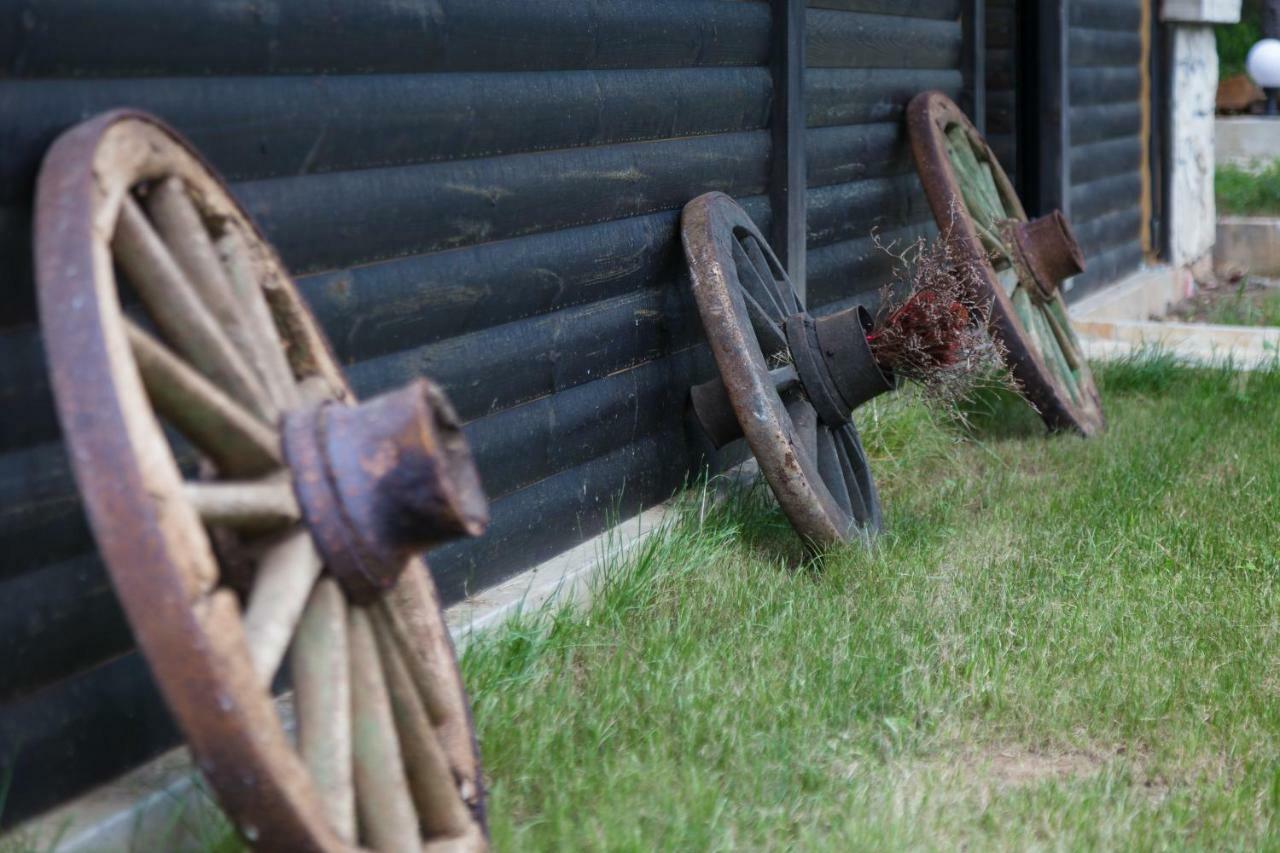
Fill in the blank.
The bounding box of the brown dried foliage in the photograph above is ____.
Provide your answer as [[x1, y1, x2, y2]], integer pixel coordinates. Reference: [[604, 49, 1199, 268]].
[[867, 227, 1013, 412]]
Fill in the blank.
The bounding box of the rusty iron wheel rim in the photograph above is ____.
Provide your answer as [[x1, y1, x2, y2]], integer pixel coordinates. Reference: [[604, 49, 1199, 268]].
[[35, 111, 488, 852], [906, 91, 1105, 436], [681, 192, 881, 548]]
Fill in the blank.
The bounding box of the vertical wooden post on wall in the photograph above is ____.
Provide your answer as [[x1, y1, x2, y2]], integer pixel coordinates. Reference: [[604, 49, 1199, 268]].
[[770, 0, 807, 302], [1155, 5, 1174, 260], [1022, 0, 1069, 218], [962, 0, 987, 133], [1139, 0, 1158, 260]]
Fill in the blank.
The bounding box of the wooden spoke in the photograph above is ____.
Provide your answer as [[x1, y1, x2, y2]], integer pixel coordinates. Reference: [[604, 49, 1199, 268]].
[[1043, 298, 1085, 372], [377, 569, 475, 775], [291, 579, 356, 843], [349, 607, 421, 853], [113, 197, 277, 421], [744, 235, 800, 315], [972, 218, 1014, 264], [731, 238, 787, 322], [423, 828, 487, 853], [127, 320, 281, 477], [978, 160, 1009, 218], [147, 179, 299, 408], [832, 426, 873, 524], [785, 397, 819, 465], [372, 610, 473, 839], [183, 477, 300, 531], [741, 290, 790, 358], [1012, 289, 1078, 403], [769, 364, 801, 397], [962, 131, 1010, 220], [945, 127, 1003, 225], [816, 427, 853, 516], [241, 527, 324, 685], [1009, 287, 1042, 349], [215, 227, 303, 410], [298, 374, 340, 407], [374, 598, 454, 728], [1033, 306, 1081, 403], [994, 267, 1020, 296]]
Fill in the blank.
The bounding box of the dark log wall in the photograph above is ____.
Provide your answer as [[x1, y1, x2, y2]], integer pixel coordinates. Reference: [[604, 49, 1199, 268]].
[[805, 2, 965, 315], [1067, 0, 1147, 298], [0, 0, 969, 826], [986, 0, 1019, 184]]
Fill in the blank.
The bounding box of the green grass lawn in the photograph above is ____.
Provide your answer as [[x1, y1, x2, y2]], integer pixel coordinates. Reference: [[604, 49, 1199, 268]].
[[464, 353, 1280, 850], [1217, 161, 1280, 217]]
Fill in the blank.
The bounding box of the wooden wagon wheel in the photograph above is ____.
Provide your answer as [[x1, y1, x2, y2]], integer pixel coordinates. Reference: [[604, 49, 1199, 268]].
[[682, 192, 893, 548], [35, 111, 489, 852], [907, 91, 1105, 436]]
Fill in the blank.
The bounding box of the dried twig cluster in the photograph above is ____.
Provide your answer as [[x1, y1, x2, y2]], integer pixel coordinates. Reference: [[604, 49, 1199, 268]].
[[866, 226, 1012, 412]]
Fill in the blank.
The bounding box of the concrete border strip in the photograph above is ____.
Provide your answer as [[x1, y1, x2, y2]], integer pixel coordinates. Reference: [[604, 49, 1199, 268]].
[[1069, 265, 1280, 369]]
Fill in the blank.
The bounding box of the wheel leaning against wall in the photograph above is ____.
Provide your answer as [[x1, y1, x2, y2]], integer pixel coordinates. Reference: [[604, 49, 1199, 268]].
[[35, 111, 489, 852], [907, 91, 1105, 437], [681, 192, 894, 549]]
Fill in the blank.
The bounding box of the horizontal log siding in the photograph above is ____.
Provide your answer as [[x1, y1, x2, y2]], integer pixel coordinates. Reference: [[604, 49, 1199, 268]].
[[985, 0, 1019, 185], [0, 0, 965, 824], [1066, 0, 1145, 299], [803, 5, 963, 314]]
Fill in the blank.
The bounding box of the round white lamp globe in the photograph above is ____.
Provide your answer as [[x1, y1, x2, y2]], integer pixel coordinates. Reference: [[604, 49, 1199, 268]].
[[1248, 38, 1280, 115], [1248, 38, 1280, 87]]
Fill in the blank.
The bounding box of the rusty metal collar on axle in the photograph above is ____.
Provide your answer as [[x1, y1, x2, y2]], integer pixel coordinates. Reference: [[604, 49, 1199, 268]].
[[283, 379, 489, 603], [1003, 210, 1085, 301], [690, 305, 896, 449]]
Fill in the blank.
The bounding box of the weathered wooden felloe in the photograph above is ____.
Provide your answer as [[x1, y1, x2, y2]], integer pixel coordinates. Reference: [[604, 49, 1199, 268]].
[[34, 111, 489, 852]]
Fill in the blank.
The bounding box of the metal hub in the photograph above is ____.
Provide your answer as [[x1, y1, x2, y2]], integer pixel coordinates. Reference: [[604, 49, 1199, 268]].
[[812, 306, 899, 415], [1004, 211, 1086, 302], [691, 305, 894, 447], [283, 379, 488, 604]]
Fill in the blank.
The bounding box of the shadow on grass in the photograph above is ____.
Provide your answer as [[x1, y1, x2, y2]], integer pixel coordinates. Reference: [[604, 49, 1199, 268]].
[[950, 384, 1046, 441]]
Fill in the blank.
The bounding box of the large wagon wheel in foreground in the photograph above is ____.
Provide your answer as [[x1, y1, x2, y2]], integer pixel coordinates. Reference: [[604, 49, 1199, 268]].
[[907, 91, 1105, 436], [682, 192, 894, 548], [35, 111, 489, 852]]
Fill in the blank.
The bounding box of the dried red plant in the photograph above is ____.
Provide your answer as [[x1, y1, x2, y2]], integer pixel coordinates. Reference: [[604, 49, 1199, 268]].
[[866, 228, 1011, 410]]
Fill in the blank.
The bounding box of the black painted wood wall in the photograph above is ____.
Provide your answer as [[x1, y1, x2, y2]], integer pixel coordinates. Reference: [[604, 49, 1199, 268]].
[[986, 0, 1020, 185], [0, 0, 970, 825], [804, 2, 965, 316], [1067, 0, 1147, 297]]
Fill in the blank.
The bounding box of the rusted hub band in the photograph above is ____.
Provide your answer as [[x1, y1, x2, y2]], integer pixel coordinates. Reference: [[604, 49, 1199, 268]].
[[784, 313, 851, 429], [812, 306, 897, 413], [1006, 211, 1085, 301], [690, 305, 894, 445], [284, 378, 489, 603]]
